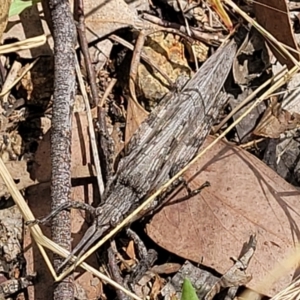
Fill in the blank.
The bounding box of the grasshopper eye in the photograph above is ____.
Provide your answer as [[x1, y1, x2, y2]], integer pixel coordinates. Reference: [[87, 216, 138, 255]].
[[110, 213, 121, 226]]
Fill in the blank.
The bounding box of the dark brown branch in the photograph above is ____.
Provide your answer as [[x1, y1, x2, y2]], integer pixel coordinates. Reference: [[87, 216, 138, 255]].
[[109, 34, 174, 88], [108, 244, 131, 300], [142, 13, 224, 46], [48, 0, 77, 299], [129, 30, 146, 105], [74, 0, 100, 105]]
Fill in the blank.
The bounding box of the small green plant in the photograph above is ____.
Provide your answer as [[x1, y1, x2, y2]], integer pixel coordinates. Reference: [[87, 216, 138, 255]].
[[9, 0, 41, 17], [181, 278, 199, 300]]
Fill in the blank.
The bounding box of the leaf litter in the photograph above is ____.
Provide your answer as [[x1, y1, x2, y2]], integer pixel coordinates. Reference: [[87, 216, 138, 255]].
[[1, 0, 300, 299], [146, 136, 300, 295]]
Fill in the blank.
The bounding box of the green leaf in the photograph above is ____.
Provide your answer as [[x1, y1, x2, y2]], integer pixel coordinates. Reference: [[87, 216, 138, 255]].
[[9, 0, 41, 17], [181, 278, 199, 300]]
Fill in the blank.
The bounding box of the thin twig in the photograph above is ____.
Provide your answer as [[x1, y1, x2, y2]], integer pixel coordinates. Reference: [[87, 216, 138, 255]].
[[0, 58, 39, 97], [109, 34, 174, 88], [129, 30, 147, 110], [99, 77, 117, 108], [176, 0, 199, 70], [75, 57, 105, 197], [74, 0, 100, 106], [142, 13, 224, 46], [108, 244, 131, 300]]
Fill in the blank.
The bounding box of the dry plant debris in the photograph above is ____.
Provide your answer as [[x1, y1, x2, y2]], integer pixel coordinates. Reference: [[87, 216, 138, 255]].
[[0, 0, 11, 41], [253, 0, 300, 69], [147, 136, 300, 295]]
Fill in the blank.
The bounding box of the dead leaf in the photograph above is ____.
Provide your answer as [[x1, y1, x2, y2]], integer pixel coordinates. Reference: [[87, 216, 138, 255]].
[[82, 0, 141, 42], [0, 161, 36, 197], [125, 96, 148, 145], [77, 0, 139, 42], [151, 263, 181, 275], [32, 112, 96, 183], [253, 99, 300, 138], [233, 29, 270, 86], [253, 0, 300, 69], [151, 274, 164, 300], [133, 271, 157, 299], [146, 136, 300, 296], [125, 240, 136, 261]]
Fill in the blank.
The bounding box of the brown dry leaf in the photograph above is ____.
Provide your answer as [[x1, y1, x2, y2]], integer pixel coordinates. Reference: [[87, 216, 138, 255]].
[[83, 0, 141, 41], [134, 272, 158, 299], [125, 240, 136, 260], [253, 0, 299, 69], [0, 0, 11, 40], [151, 274, 164, 300], [0, 161, 36, 197], [146, 136, 300, 296], [125, 96, 148, 145], [233, 29, 269, 86], [120, 240, 137, 269], [253, 100, 300, 138], [25, 112, 101, 300], [151, 263, 181, 275], [63, 0, 140, 44]]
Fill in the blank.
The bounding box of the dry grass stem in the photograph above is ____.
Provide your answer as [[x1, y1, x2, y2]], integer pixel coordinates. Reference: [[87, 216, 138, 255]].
[[0, 58, 40, 97], [75, 56, 105, 197], [0, 35, 46, 54]]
